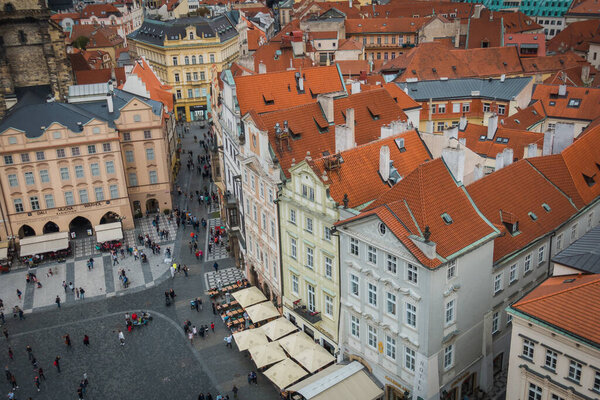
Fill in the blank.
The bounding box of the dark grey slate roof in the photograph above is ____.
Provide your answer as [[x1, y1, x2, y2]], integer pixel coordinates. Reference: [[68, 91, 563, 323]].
[[0, 89, 162, 137], [128, 14, 238, 47], [552, 225, 600, 274], [395, 77, 532, 102]]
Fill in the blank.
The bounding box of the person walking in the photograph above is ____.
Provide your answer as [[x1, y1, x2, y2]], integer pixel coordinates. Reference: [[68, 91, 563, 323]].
[[213, 262, 219, 272], [63, 334, 71, 348], [55, 295, 61, 309], [26, 346, 32, 360], [210, 322, 215, 333], [7, 348, 12, 361], [33, 376, 40, 392], [54, 356, 61, 373], [62, 281, 67, 292], [79, 288, 85, 300], [83, 335, 90, 346], [188, 331, 194, 344], [232, 385, 238, 399], [211, 302, 216, 315], [15, 290, 21, 300], [118, 330, 125, 346], [10, 373, 18, 389], [224, 335, 232, 348], [38, 367, 45, 380], [4, 367, 10, 382], [3, 328, 8, 340], [183, 265, 189, 277], [75, 288, 79, 299]]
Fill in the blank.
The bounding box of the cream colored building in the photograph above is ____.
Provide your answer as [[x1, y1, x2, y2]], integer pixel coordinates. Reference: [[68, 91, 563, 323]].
[[128, 15, 239, 122], [0, 87, 172, 242]]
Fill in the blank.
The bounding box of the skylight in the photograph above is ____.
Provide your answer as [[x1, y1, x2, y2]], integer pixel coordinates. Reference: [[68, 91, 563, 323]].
[[528, 212, 538, 221], [542, 203, 551, 212], [441, 213, 453, 225]]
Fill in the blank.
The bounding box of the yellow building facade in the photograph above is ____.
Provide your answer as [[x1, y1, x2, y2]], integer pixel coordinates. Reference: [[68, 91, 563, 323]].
[[128, 15, 239, 122]]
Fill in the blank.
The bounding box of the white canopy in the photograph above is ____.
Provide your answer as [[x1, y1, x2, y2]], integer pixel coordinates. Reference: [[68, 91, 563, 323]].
[[94, 222, 123, 243], [278, 331, 335, 373], [248, 341, 287, 369], [232, 329, 269, 351], [245, 301, 280, 323], [232, 286, 267, 308], [0, 241, 8, 260], [263, 358, 308, 389], [260, 317, 298, 341], [20, 232, 69, 257]]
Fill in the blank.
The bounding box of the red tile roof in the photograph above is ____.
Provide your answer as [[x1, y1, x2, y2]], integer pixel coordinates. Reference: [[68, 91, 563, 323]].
[[511, 273, 600, 346], [247, 28, 267, 52], [68, 25, 124, 48], [336, 60, 370, 77], [345, 158, 498, 268], [309, 31, 338, 40], [128, 58, 174, 112], [309, 130, 432, 208], [568, 0, 600, 15], [521, 52, 591, 74], [50, 12, 80, 23], [467, 160, 578, 262], [458, 123, 544, 160], [501, 100, 547, 130], [531, 84, 600, 122], [527, 154, 586, 208], [75, 67, 126, 86], [345, 17, 430, 34], [359, 1, 474, 19], [381, 83, 420, 110], [234, 65, 344, 115], [542, 64, 598, 87], [256, 89, 410, 178], [68, 52, 92, 72], [251, 43, 315, 73], [547, 20, 600, 54], [337, 39, 363, 51], [80, 4, 122, 18]]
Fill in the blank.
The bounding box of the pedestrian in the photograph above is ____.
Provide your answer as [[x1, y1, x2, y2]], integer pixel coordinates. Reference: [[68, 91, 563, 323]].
[[188, 331, 194, 344], [79, 379, 87, 394], [118, 330, 125, 346], [37, 367, 45, 381], [34, 376, 40, 392], [62, 281, 67, 292], [211, 302, 216, 315], [79, 288, 85, 300], [53, 356, 60, 373], [31, 357, 38, 370], [83, 372, 88, 388], [4, 367, 10, 381], [169, 289, 176, 299], [26, 345, 32, 360], [198, 393, 205, 400], [247, 372, 252, 385], [10, 373, 18, 389], [63, 334, 71, 348], [17, 308, 24, 321], [55, 295, 61, 309], [15, 289, 21, 300], [183, 265, 188, 277], [224, 335, 232, 348], [6, 389, 14, 400], [3, 328, 8, 340], [83, 335, 90, 346], [213, 262, 219, 272], [69, 282, 74, 292], [7, 348, 12, 361], [210, 322, 215, 332], [77, 387, 83, 399], [194, 297, 200, 312], [207, 393, 213, 400], [75, 287, 80, 299], [232, 385, 238, 399]]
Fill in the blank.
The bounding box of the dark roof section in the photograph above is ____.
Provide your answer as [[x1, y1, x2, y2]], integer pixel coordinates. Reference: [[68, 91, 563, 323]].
[[0, 89, 162, 137], [552, 225, 600, 274], [128, 14, 238, 46]]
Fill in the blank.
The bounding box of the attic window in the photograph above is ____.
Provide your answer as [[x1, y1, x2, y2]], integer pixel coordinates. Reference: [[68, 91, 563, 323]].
[[502, 138, 509, 144], [479, 135, 487, 141], [514, 119, 520, 124], [563, 278, 576, 283], [567, 98, 581, 108], [582, 173, 596, 187], [395, 137, 406, 152], [262, 93, 274, 105], [542, 203, 551, 212], [441, 213, 453, 225], [496, 137, 503, 143], [314, 117, 329, 133], [549, 101, 556, 106], [528, 212, 538, 221], [367, 106, 380, 120]]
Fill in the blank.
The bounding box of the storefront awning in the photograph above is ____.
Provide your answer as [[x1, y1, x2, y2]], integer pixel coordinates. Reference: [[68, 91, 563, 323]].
[[245, 301, 280, 323], [277, 331, 335, 373], [232, 329, 269, 352], [0, 241, 9, 260], [232, 286, 267, 308], [287, 361, 383, 400], [94, 222, 123, 243], [248, 341, 287, 369], [260, 317, 298, 341], [263, 358, 308, 390], [20, 232, 70, 257]]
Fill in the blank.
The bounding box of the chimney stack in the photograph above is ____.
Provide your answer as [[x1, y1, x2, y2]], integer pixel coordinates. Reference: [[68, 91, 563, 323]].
[[473, 164, 484, 182], [495, 152, 504, 171], [379, 145, 390, 182], [524, 143, 537, 159], [351, 81, 361, 94], [317, 94, 335, 124], [107, 93, 114, 113], [487, 113, 498, 140], [459, 115, 467, 130], [346, 108, 355, 142], [552, 122, 575, 153], [502, 147, 514, 167], [258, 61, 266, 74], [380, 124, 393, 139], [582, 64, 590, 83], [558, 84, 567, 96], [442, 146, 465, 183]]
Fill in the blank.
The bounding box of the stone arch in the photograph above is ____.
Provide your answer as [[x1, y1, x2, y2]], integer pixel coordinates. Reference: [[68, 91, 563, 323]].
[[69, 216, 92, 237], [42, 221, 60, 234], [99, 211, 120, 225], [18, 225, 36, 238], [262, 282, 271, 300], [146, 198, 159, 214]]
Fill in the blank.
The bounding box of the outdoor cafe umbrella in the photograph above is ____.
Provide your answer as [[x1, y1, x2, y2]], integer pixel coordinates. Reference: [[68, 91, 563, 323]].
[[232, 286, 267, 308], [245, 301, 279, 323], [263, 358, 308, 390], [248, 341, 287, 369], [260, 317, 298, 341], [232, 329, 269, 351], [278, 331, 335, 373]]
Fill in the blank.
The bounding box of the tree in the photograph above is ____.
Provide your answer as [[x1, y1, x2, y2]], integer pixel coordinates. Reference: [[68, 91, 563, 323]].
[[72, 36, 89, 50]]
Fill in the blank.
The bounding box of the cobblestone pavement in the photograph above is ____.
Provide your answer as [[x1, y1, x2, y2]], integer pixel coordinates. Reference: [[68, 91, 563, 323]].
[[205, 267, 245, 290], [0, 123, 279, 400], [205, 218, 229, 262]]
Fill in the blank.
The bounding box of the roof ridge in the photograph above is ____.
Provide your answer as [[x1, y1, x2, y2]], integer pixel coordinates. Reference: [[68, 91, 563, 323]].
[[516, 275, 600, 307]]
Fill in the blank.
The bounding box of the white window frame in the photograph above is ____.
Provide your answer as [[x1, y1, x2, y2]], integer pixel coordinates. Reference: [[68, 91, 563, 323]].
[[291, 274, 299, 295], [367, 325, 377, 349], [387, 254, 397, 274], [290, 237, 297, 259], [447, 260, 456, 280], [494, 273, 503, 294], [324, 256, 333, 279], [350, 237, 359, 256], [367, 283, 377, 307], [385, 335, 396, 360], [445, 299, 455, 325], [367, 245, 377, 264], [386, 292, 397, 316], [406, 302, 417, 328], [350, 315, 360, 338], [350, 274, 359, 297], [509, 264, 518, 283], [522, 339, 535, 359], [544, 349, 557, 371], [492, 311, 500, 334]]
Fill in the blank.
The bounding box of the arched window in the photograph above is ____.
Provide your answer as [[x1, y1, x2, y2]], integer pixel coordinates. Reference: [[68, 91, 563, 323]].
[[191, 55, 196, 64], [198, 55, 204, 64], [184, 56, 190, 65]]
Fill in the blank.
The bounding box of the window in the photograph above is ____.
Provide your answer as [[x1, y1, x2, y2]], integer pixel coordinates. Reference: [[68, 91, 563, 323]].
[[528, 383, 542, 400], [270, 220, 275, 238], [324, 256, 333, 279], [462, 103, 470, 113], [438, 104, 446, 113], [350, 274, 359, 297], [368, 283, 377, 306], [556, 233, 563, 251], [122, 132, 131, 141], [261, 213, 266, 230], [522, 339, 535, 359], [146, 148, 155, 161], [21, 153, 30, 162], [545, 349, 557, 371], [291, 274, 299, 295], [387, 254, 397, 274], [406, 303, 417, 328], [324, 226, 331, 241], [94, 187, 104, 201], [594, 371, 600, 392], [538, 246, 545, 265], [24, 171, 35, 185], [87, 145, 96, 154], [525, 254, 532, 273], [109, 184, 119, 199], [306, 247, 314, 269], [149, 171, 158, 184], [290, 237, 297, 259], [324, 294, 333, 317], [305, 217, 313, 233], [551, 395, 565, 400], [200, 71, 205, 81], [509, 264, 518, 283], [28, 196, 40, 210], [90, 163, 100, 177], [367, 325, 377, 348], [351, 315, 360, 338], [567, 98, 581, 108], [125, 151, 134, 163], [64, 191, 74, 205], [174, 73, 180, 83], [307, 283, 315, 312], [38, 169, 50, 183], [8, 174, 18, 187], [187, 89, 193, 98], [198, 55, 204, 64], [172, 56, 178, 65], [350, 237, 359, 256], [4, 155, 13, 165], [387, 292, 397, 315], [75, 165, 84, 179], [568, 360, 582, 383], [498, 104, 506, 115], [259, 182, 264, 199], [301, 185, 315, 201], [407, 264, 418, 284], [128, 173, 138, 186], [186, 73, 191, 81], [405, 347, 415, 371], [193, 72, 198, 81], [289, 209, 296, 224], [78, 189, 88, 203], [35, 151, 45, 161], [210, 54, 215, 63], [102, 143, 111, 152], [386, 336, 396, 359], [367, 245, 377, 264], [13, 199, 23, 213], [588, 212, 594, 229], [507, 313, 512, 325], [492, 311, 500, 334], [444, 345, 454, 369], [452, 103, 460, 113], [570, 224, 577, 242], [60, 167, 70, 180], [437, 122, 445, 132], [56, 149, 66, 158], [105, 161, 115, 174], [445, 299, 455, 325], [483, 103, 491, 112], [492, 272, 505, 295], [447, 260, 456, 279]]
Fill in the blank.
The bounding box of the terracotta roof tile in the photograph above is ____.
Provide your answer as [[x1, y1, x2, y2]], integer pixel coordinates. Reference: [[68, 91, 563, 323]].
[[75, 67, 126, 86], [80, 4, 122, 18], [128, 58, 174, 112], [527, 154, 586, 208], [359, 2, 474, 19], [309, 31, 338, 40], [309, 130, 432, 208], [345, 17, 430, 34], [234, 65, 344, 115], [547, 20, 600, 53], [521, 52, 590, 74], [531, 84, 600, 122], [501, 100, 547, 130], [251, 43, 315, 73], [337, 39, 363, 51], [381, 83, 420, 110], [458, 124, 544, 160], [68, 25, 124, 48], [50, 12, 80, 23], [511, 273, 600, 346], [336, 60, 370, 77], [468, 160, 578, 262], [247, 28, 267, 52], [68, 52, 92, 72]]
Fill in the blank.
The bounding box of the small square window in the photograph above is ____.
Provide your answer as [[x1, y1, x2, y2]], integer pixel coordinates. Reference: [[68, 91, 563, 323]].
[[87, 145, 96, 154]]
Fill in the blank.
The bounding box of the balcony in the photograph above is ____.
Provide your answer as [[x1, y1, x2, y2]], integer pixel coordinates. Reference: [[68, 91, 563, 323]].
[[293, 300, 321, 324]]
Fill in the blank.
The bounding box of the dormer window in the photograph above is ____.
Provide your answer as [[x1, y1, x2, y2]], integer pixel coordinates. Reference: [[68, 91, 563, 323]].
[[567, 98, 581, 108], [441, 213, 453, 225], [528, 212, 538, 221], [582, 173, 596, 187], [189, 31, 194, 40], [542, 203, 551, 212]]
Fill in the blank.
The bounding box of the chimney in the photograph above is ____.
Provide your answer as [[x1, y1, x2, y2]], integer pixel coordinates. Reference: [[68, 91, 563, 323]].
[[500, 74, 506, 82], [298, 76, 304, 92], [487, 114, 498, 140], [107, 93, 114, 113], [459, 115, 467, 130], [351, 81, 361, 94], [552, 122, 575, 153], [258, 61, 266, 74], [442, 146, 465, 183], [473, 164, 484, 182], [349, 0, 352, 8], [426, 120, 434, 133], [543, 128, 554, 156], [380, 124, 393, 139], [317, 94, 335, 124], [582, 64, 590, 83], [558, 84, 567, 96], [390, 120, 409, 135], [502, 147, 514, 167], [379, 145, 390, 182], [459, 137, 466, 146], [495, 152, 504, 171], [346, 108, 355, 142], [335, 124, 355, 153], [524, 143, 537, 159], [444, 126, 459, 140]]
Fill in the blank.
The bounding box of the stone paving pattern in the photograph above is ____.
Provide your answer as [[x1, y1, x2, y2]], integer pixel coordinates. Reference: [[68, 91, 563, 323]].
[[205, 267, 245, 291]]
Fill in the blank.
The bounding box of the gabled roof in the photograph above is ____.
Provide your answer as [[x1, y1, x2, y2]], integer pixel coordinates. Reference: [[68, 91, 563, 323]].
[[342, 158, 498, 268], [547, 20, 600, 54], [501, 100, 547, 130], [467, 160, 578, 262], [510, 273, 600, 348], [568, 0, 600, 16], [256, 89, 410, 178], [458, 124, 544, 160], [337, 39, 362, 51], [336, 60, 370, 77], [68, 52, 92, 72], [345, 17, 430, 34], [251, 43, 315, 73], [521, 52, 591, 74], [69, 25, 124, 48], [531, 84, 600, 122], [309, 130, 432, 208], [128, 58, 174, 112], [80, 3, 122, 18], [381, 83, 421, 110], [50, 12, 80, 23], [234, 65, 344, 115], [75, 68, 126, 87], [358, 1, 474, 19], [552, 225, 600, 274]]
